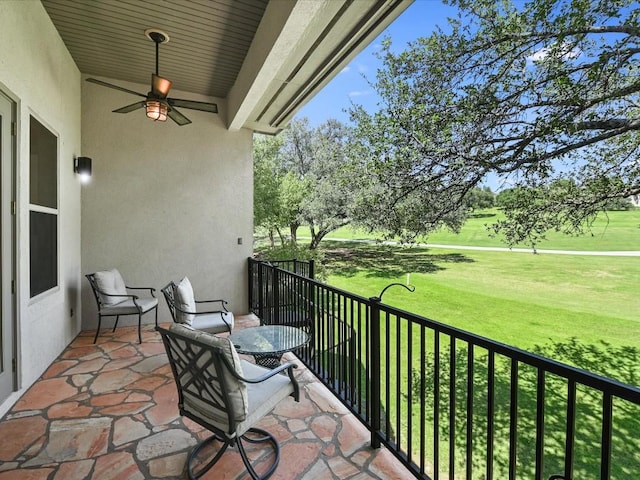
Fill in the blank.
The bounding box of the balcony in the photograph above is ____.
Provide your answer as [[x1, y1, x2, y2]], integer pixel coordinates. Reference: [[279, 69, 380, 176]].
[[0, 316, 408, 479], [1, 258, 638, 479], [248, 258, 640, 480]]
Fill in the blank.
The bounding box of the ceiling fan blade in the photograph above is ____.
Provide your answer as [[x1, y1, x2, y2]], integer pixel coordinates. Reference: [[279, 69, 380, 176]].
[[86, 78, 147, 98], [168, 107, 192, 126], [168, 98, 218, 113], [113, 101, 147, 114], [152, 74, 172, 97]]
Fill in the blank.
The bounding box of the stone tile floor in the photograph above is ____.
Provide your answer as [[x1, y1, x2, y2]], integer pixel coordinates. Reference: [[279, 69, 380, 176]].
[[0, 315, 409, 479]]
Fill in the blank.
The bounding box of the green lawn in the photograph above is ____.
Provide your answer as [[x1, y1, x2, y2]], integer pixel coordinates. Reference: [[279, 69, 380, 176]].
[[296, 208, 640, 251], [258, 211, 640, 478], [323, 242, 640, 381], [318, 242, 640, 479]]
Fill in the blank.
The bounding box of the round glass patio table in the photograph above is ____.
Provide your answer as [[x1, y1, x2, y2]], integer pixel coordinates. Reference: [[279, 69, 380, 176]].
[[228, 325, 310, 368]]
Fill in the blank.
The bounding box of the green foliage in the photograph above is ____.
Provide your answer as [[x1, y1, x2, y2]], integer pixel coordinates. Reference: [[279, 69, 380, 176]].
[[253, 240, 327, 280], [254, 118, 354, 249], [348, 0, 640, 246], [253, 133, 285, 234], [603, 196, 634, 211], [464, 186, 495, 211]]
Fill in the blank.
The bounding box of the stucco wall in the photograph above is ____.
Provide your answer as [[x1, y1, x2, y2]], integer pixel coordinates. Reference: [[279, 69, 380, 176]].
[[0, 1, 82, 396], [81, 76, 253, 331]]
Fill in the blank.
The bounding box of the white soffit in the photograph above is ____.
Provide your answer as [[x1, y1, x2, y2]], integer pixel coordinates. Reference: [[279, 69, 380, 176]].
[[229, 0, 412, 134]]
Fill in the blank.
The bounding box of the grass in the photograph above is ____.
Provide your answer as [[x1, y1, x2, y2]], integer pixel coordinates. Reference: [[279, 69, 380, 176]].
[[323, 242, 640, 371], [316, 241, 640, 479], [257, 209, 640, 478], [296, 208, 640, 251]]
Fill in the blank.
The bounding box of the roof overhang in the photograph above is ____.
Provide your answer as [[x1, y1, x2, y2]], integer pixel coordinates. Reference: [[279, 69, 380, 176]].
[[42, 0, 412, 133], [228, 0, 412, 134]]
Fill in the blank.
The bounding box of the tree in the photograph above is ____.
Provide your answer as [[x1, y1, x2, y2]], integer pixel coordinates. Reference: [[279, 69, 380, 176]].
[[465, 186, 495, 211], [349, 0, 640, 246], [281, 118, 353, 249], [299, 119, 354, 249], [255, 118, 353, 249], [253, 134, 285, 246], [254, 133, 310, 246]]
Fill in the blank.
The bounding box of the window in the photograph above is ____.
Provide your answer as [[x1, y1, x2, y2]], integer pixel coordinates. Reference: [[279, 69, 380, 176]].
[[29, 116, 58, 297]]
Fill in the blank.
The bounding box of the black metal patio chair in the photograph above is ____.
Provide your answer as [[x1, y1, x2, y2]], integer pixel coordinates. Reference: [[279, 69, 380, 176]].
[[161, 277, 233, 334], [86, 269, 158, 343], [157, 323, 300, 479]]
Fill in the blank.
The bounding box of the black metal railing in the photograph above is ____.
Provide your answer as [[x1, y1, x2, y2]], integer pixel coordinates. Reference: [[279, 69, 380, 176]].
[[248, 258, 640, 480]]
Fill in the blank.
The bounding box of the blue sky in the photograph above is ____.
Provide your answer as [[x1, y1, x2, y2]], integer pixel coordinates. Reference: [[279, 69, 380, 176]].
[[296, 1, 458, 125]]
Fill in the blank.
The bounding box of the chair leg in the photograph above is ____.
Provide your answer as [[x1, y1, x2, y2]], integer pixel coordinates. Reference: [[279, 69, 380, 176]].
[[93, 315, 102, 344], [112, 315, 120, 332], [187, 434, 229, 479], [187, 428, 279, 480], [137, 313, 142, 344], [237, 428, 280, 480], [155, 306, 158, 327]]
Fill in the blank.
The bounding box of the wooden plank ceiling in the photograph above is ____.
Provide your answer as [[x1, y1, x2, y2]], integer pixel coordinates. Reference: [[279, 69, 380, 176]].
[[41, 0, 268, 99]]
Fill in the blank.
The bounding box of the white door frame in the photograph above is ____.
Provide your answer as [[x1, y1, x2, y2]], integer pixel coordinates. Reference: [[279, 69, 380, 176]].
[[0, 89, 17, 403]]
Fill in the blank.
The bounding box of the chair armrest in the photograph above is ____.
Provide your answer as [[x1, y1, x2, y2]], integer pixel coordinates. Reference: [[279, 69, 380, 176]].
[[125, 286, 156, 297], [237, 362, 298, 383], [227, 360, 300, 401], [195, 299, 229, 311], [171, 303, 230, 316], [94, 288, 139, 301], [220, 354, 296, 383], [169, 304, 233, 331]]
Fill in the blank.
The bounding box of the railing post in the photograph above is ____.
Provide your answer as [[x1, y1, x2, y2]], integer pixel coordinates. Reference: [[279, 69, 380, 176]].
[[257, 261, 265, 325], [369, 295, 382, 449], [349, 325, 357, 404], [273, 266, 280, 325], [248, 258, 254, 314], [309, 259, 315, 279], [367, 283, 414, 450]]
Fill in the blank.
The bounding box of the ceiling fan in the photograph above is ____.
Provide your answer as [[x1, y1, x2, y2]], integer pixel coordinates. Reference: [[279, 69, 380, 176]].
[[86, 29, 218, 126]]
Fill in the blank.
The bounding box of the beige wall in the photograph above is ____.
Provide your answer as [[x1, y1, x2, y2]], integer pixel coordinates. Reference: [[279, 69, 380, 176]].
[[0, 1, 254, 416], [0, 0, 82, 411], [81, 77, 254, 330]]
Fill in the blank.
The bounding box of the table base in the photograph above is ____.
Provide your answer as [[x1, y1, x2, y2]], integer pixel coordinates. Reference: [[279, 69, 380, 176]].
[[252, 353, 284, 369]]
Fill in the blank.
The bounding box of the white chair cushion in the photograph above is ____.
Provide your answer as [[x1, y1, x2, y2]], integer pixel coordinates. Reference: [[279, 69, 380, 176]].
[[173, 277, 196, 325], [235, 360, 295, 437], [191, 311, 234, 334], [94, 269, 128, 306], [100, 297, 158, 315]]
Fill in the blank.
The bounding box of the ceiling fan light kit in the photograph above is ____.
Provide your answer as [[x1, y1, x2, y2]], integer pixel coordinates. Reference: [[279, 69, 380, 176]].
[[86, 28, 218, 126], [146, 99, 168, 122]]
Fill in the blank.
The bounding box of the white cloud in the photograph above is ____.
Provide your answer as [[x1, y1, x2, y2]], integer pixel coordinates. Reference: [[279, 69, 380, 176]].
[[357, 63, 368, 73], [340, 66, 351, 74], [527, 42, 581, 63], [348, 90, 372, 97]]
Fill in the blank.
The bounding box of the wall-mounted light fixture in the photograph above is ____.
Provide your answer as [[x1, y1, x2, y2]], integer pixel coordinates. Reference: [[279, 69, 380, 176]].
[[74, 156, 92, 183]]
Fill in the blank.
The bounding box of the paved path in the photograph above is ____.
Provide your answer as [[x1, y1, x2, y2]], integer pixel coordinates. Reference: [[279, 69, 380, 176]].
[[307, 237, 640, 257]]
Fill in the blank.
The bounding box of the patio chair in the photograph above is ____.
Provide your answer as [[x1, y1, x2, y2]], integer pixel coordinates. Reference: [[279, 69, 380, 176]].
[[86, 269, 158, 344], [161, 277, 234, 334], [157, 323, 300, 480]]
